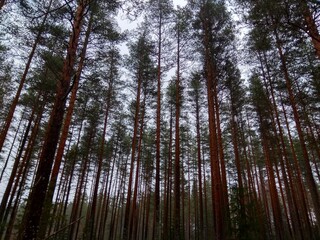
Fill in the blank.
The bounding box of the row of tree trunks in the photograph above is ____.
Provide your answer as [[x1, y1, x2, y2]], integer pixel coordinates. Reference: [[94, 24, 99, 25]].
[[0, 108, 25, 183], [123, 50, 143, 240], [0, 97, 45, 239], [259, 50, 313, 239], [273, 24, 320, 228], [69, 126, 94, 240], [201, 11, 225, 239]]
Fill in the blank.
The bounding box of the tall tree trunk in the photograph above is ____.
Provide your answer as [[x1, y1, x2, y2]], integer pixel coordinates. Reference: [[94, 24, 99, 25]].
[[0, 0, 53, 152], [259, 51, 306, 239], [108, 166, 123, 240], [97, 143, 119, 240], [279, 91, 313, 236], [163, 104, 173, 240], [18, 3, 87, 239], [300, 0, 320, 58], [230, 108, 246, 233], [195, 89, 204, 238], [0, 109, 25, 183], [86, 96, 112, 240], [202, 16, 224, 239], [154, 3, 162, 238], [0, 103, 36, 223], [123, 67, 142, 240], [174, 24, 181, 240], [1, 100, 44, 239], [129, 94, 146, 240], [39, 12, 93, 238], [214, 91, 229, 233], [260, 131, 285, 239], [273, 25, 320, 226]]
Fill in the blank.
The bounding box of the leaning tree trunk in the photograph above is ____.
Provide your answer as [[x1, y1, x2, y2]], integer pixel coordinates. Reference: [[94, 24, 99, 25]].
[[18, 3, 87, 239], [300, 0, 320, 58], [0, 104, 36, 224], [0, 0, 53, 152], [39, 12, 93, 238], [0, 109, 25, 183], [273, 25, 320, 227]]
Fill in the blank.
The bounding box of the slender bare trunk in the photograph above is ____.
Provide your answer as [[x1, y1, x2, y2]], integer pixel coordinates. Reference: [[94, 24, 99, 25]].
[[123, 66, 142, 240], [174, 24, 181, 240], [153, 4, 162, 238], [195, 90, 204, 237], [0, 109, 25, 183], [0, 104, 36, 223]]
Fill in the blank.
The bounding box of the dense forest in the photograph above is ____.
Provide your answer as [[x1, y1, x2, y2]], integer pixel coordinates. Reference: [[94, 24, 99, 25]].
[[0, 0, 319, 239]]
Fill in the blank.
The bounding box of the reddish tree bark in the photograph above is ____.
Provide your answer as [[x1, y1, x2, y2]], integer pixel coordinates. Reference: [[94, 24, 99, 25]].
[[39, 12, 93, 239], [18, 3, 87, 239], [0, 0, 53, 152], [301, 1, 320, 58], [201, 14, 224, 239], [273, 25, 320, 225]]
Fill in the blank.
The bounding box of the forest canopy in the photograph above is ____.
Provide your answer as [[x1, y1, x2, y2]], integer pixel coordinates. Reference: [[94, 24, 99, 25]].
[[0, 0, 319, 239]]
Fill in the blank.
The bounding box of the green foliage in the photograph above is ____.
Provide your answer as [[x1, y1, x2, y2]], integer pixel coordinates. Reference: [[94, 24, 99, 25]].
[[0, 45, 12, 119], [229, 186, 266, 240]]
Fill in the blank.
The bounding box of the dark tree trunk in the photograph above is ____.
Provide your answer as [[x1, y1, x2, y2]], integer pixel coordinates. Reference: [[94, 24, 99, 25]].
[[0, 109, 25, 183], [129, 94, 146, 240], [174, 25, 181, 240], [123, 66, 142, 240], [154, 7, 162, 239], [18, 3, 87, 239], [195, 88, 204, 238], [39, 13, 93, 238], [0, 104, 36, 223]]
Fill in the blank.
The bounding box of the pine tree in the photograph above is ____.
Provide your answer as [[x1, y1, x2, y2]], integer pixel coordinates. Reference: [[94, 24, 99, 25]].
[[18, 1, 90, 239], [192, 0, 235, 237]]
